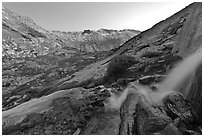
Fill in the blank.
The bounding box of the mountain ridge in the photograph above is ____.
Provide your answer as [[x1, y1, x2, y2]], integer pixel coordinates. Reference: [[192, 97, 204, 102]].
[[3, 6, 140, 53]]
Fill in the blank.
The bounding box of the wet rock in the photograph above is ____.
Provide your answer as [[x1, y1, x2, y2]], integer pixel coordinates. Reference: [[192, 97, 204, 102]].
[[132, 96, 181, 135], [163, 92, 193, 120], [119, 93, 140, 135], [185, 64, 202, 123], [163, 92, 201, 134]]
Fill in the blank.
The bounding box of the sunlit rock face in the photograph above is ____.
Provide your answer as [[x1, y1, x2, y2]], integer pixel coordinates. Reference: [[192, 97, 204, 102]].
[[2, 2, 202, 135], [173, 3, 202, 57]]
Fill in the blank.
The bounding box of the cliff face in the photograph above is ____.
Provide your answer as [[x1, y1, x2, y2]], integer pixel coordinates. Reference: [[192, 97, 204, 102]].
[[173, 4, 202, 119], [2, 2, 202, 135], [172, 3, 202, 122], [173, 3, 202, 57]]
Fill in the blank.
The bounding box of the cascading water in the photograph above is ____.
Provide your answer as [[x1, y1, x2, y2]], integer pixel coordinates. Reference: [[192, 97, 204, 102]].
[[105, 84, 152, 109], [157, 50, 202, 95], [105, 48, 202, 109]]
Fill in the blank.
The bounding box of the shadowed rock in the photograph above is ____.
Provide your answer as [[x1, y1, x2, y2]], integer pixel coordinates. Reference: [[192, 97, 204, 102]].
[[133, 96, 181, 135], [80, 110, 120, 135], [163, 92, 202, 134]]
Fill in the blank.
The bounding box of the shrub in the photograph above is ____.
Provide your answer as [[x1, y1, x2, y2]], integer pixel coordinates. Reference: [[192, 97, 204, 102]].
[[106, 54, 137, 82]]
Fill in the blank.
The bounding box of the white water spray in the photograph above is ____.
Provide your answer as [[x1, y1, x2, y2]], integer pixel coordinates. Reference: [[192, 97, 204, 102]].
[[105, 49, 202, 109], [158, 50, 202, 94]]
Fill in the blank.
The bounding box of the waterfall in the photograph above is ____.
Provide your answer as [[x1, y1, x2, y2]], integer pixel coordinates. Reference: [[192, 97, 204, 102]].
[[158, 50, 202, 94], [105, 49, 202, 109]]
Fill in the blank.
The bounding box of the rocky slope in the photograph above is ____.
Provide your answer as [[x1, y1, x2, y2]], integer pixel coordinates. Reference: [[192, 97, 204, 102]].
[[2, 6, 139, 108], [2, 2, 202, 135]]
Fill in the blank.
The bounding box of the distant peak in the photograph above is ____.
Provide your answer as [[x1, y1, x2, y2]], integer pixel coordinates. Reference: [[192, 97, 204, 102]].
[[82, 29, 93, 35]]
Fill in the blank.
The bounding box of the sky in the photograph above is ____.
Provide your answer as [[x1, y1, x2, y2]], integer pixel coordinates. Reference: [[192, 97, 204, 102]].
[[2, 1, 193, 32]]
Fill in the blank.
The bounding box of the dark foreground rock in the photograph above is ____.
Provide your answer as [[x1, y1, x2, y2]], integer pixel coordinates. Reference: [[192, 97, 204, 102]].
[[80, 110, 120, 135], [163, 92, 202, 134], [2, 85, 201, 135], [133, 96, 181, 135]]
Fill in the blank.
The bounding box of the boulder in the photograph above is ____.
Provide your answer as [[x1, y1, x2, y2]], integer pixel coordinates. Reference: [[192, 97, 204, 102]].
[[132, 96, 181, 135], [163, 92, 202, 134], [80, 110, 120, 135]]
